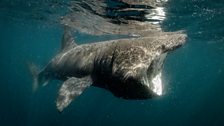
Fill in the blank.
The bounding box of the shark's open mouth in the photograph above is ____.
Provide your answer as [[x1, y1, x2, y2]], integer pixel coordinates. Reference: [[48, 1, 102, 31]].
[[143, 53, 167, 96]]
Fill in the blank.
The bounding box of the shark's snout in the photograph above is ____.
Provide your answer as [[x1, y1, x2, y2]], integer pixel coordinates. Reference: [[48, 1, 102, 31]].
[[162, 32, 187, 52]]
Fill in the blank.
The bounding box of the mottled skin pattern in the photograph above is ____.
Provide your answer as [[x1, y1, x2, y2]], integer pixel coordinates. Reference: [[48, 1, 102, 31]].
[[38, 32, 186, 101], [27, 30, 187, 112]]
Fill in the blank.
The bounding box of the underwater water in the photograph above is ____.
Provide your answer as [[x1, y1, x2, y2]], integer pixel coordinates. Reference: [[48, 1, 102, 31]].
[[0, 0, 224, 126]]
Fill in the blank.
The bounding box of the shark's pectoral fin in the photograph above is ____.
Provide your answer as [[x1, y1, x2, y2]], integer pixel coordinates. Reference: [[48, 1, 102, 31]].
[[56, 76, 92, 112]]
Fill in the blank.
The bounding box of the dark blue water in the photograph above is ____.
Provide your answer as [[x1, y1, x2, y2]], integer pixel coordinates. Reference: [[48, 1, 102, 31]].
[[1, 0, 224, 126]]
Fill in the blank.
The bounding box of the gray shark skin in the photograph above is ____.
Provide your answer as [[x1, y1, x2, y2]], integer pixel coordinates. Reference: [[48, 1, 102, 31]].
[[29, 29, 187, 112]]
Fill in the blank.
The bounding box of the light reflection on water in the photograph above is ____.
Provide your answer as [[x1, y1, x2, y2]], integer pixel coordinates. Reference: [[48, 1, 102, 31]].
[[146, 7, 166, 24], [61, 0, 169, 37]]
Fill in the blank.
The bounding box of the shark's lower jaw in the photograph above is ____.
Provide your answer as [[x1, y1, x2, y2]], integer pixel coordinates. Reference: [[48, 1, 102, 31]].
[[142, 71, 163, 96], [151, 72, 163, 96]]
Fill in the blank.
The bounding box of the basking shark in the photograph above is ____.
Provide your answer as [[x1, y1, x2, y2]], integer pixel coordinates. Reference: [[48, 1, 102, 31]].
[[29, 28, 186, 112]]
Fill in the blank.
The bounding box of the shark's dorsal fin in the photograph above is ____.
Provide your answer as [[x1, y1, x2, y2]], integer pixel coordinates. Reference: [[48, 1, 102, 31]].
[[56, 76, 92, 112], [61, 26, 77, 51]]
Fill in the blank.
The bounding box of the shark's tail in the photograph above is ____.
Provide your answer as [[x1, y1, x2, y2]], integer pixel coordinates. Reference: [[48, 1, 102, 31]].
[[27, 62, 40, 92]]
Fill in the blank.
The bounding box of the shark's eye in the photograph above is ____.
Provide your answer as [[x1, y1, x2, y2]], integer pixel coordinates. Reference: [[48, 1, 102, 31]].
[[161, 44, 167, 52], [162, 44, 166, 49]]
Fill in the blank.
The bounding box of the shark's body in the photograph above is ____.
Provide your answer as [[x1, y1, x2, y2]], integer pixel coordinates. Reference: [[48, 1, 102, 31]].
[[29, 29, 186, 112]]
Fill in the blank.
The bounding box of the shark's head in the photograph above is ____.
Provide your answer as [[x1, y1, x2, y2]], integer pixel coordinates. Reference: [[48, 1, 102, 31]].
[[141, 32, 187, 96], [94, 31, 187, 99]]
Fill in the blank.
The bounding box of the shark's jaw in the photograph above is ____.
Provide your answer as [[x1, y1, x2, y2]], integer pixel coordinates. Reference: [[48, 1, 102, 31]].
[[142, 53, 167, 96], [151, 72, 163, 96]]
